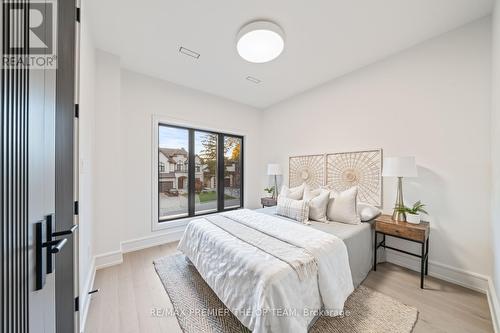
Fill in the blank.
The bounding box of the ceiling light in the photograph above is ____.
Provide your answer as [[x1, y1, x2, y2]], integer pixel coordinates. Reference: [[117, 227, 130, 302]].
[[237, 21, 284, 63], [179, 47, 200, 59], [246, 76, 261, 84]]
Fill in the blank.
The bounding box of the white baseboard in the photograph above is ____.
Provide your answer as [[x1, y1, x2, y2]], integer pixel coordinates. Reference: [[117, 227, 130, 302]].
[[487, 278, 500, 333], [121, 227, 185, 253], [385, 249, 489, 293], [94, 250, 123, 270], [94, 227, 185, 270], [80, 257, 96, 333]]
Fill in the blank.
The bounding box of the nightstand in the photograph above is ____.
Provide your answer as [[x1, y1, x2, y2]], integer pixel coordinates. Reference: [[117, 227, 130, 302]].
[[373, 214, 430, 289], [261, 197, 277, 208]]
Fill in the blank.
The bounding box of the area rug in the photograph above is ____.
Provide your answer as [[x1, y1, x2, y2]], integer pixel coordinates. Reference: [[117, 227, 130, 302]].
[[154, 254, 418, 333]]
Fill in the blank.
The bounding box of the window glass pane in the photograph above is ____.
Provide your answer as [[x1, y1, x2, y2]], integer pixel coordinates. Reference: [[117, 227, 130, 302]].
[[224, 136, 242, 208], [158, 125, 189, 220], [195, 131, 218, 214]]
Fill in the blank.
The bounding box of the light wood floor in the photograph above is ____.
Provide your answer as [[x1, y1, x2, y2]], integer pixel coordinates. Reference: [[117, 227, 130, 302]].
[[84, 242, 494, 333]]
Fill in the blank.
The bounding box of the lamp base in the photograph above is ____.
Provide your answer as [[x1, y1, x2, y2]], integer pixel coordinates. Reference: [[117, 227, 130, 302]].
[[392, 210, 407, 222], [272, 175, 279, 200], [392, 177, 407, 222]]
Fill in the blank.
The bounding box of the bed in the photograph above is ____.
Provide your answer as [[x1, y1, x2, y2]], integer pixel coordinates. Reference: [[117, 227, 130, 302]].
[[177, 208, 375, 333]]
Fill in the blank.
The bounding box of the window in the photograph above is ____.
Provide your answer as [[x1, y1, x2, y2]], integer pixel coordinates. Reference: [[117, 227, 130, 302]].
[[157, 124, 244, 222], [158, 126, 189, 219], [224, 136, 242, 209]]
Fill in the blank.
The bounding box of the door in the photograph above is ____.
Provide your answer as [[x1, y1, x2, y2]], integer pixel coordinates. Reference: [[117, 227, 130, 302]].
[[1, 0, 78, 332]]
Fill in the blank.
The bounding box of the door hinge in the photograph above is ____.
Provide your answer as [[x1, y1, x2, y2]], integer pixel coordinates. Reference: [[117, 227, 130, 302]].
[[75, 296, 79, 312], [74, 201, 79, 215], [76, 7, 81, 22], [74, 104, 79, 118]]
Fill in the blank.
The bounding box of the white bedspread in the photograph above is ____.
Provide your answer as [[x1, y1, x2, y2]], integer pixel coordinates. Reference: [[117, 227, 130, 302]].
[[177, 209, 354, 333]]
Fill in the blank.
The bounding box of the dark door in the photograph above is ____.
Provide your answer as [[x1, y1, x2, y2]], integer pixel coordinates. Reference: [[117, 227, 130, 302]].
[[54, 0, 78, 331], [1, 0, 78, 332]]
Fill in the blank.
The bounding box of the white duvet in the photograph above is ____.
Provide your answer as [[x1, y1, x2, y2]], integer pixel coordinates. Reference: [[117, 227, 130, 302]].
[[177, 209, 354, 333]]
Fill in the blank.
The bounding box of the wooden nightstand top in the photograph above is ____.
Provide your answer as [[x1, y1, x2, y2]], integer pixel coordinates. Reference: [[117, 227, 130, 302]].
[[374, 214, 430, 243], [261, 197, 277, 207]]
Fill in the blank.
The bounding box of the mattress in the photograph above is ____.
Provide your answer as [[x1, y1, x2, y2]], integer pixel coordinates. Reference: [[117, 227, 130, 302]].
[[256, 206, 375, 287]]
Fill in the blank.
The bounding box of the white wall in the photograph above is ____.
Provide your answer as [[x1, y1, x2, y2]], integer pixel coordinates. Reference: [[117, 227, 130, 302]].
[[93, 51, 123, 256], [78, 0, 97, 328], [78, 1, 95, 326], [491, 0, 500, 307], [262, 19, 493, 280], [91, 54, 263, 257]]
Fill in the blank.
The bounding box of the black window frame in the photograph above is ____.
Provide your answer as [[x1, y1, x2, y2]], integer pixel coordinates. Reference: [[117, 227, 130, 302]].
[[158, 123, 244, 222]]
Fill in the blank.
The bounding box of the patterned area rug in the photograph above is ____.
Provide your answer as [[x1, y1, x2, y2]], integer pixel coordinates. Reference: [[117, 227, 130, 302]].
[[154, 254, 418, 333]]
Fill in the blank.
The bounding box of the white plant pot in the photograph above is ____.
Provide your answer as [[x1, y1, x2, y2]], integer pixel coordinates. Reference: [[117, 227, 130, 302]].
[[406, 213, 421, 224]]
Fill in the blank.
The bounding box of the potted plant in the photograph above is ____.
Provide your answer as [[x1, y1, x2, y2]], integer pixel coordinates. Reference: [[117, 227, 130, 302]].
[[395, 201, 428, 224], [264, 186, 275, 198]]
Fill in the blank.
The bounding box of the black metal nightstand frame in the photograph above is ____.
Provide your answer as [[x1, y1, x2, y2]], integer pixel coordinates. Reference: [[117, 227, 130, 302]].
[[374, 231, 430, 289]]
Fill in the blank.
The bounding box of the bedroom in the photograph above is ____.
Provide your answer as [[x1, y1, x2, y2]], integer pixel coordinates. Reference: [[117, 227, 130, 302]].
[[1, 0, 499, 332]]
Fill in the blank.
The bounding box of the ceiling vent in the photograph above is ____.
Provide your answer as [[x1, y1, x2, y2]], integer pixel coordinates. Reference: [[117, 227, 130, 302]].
[[246, 76, 261, 84], [179, 47, 200, 59]]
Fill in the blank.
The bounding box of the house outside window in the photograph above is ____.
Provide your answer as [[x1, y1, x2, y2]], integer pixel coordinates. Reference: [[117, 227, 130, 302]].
[[156, 123, 243, 222]]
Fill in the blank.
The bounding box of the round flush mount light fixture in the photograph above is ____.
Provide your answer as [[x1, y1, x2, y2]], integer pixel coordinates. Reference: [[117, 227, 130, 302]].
[[237, 20, 285, 63]]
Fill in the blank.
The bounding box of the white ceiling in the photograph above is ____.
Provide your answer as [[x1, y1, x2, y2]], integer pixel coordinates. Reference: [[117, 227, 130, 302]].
[[87, 0, 493, 109]]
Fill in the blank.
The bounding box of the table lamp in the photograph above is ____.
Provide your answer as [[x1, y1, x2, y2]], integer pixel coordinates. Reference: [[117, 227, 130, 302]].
[[267, 164, 282, 199], [382, 156, 418, 221]]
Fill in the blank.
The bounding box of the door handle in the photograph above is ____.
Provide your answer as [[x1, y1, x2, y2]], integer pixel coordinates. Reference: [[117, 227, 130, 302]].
[[35, 220, 48, 290], [43, 238, 68, 254], [35, 214, 78, 290], [52, 224, 78, 237], [45, 214, 78, 274], [46, 213, 79, 238]]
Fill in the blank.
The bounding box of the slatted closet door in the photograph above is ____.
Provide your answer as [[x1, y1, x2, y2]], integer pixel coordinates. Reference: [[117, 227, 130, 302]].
[[1, 0, 30, 332]]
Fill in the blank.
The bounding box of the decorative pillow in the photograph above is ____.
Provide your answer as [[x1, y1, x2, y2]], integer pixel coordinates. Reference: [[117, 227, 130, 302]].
[[326, 187, 361, 225], [280, 183, 305, 200], [358, 202, 382, 222], [276, 196, 310, 224], [303, 186, 330, 222]]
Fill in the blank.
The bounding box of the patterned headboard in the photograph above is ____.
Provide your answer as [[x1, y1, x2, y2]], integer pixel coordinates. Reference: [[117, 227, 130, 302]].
[[289, 149, 383, 207]]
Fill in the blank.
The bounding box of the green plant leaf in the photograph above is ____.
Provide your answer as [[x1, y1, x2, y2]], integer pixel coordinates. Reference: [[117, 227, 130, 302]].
[[394, 204, 412, 213], [409, 200, 428, 214]]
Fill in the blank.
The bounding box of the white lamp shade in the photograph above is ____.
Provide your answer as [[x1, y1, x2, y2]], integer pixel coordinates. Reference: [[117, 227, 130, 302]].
[[267, 164, 282, 176], [382, 157, 418, 177]]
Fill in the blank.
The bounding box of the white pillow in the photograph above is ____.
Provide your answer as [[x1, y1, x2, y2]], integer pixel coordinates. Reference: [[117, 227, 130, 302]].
[[327, 187, 361, 225], [303, 186, 330, 222], [276, 196, 310, 224], [280, 183, 305, 200], [303, 185, 319, 200], [358, 202, 382, 222]]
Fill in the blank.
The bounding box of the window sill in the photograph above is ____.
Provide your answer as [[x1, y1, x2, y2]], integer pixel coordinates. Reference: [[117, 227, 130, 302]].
[[152, 207, 242, 232]]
